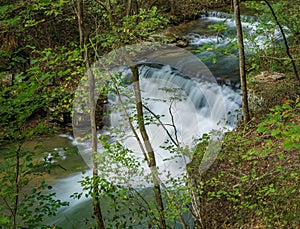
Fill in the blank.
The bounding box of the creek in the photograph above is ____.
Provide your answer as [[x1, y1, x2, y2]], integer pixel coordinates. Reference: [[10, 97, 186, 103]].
[[38, 11, 280, 228]]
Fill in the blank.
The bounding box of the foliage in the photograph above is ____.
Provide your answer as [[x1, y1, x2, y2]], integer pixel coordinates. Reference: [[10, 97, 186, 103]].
[[193, 15, 239, 66], [257, 99, 300, 151], [91, 5, 168, 50], [245, 1, 300, 43], [208, 23, 228, 38], [195, 41, 237, 64], [70, 121, 194, 228], [0, 45, 72, 225], [18, 181, 68, 227], [189, 98, 300, 228], [0, 24, 78, 229], [30, 46, 84, 120], [0, 45, 84, 139]]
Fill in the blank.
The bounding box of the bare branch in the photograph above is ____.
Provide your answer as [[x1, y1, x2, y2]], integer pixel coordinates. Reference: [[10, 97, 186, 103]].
[[168, 101, 180, 146], [143, 104, 178, 147]]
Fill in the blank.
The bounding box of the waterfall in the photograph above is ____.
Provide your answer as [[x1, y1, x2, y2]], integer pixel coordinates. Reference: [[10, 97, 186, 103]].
[[91, 61, 241, 188], [51, 11, 249, 228]]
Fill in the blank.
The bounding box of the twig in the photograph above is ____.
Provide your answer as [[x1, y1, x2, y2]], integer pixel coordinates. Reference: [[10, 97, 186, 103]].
[[263, 0, 299, 81], [143, 104, 178, 147], [168, 101, 180, 146]]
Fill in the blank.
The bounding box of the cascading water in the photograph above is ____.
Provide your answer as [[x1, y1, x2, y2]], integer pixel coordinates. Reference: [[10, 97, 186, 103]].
[[100, 64, 241, 187], [185, 10, 286, 84]]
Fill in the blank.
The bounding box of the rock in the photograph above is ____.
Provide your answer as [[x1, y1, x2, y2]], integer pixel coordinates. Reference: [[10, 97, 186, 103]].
[[148, 28, 188, 47], [248, 89, 264, 112], [254, 71, 285, 82], [175, 39, 188, 47]]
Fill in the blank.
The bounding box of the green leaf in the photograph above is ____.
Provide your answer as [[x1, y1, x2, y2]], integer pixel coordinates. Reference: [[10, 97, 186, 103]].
[[257, 124, 267, 133]]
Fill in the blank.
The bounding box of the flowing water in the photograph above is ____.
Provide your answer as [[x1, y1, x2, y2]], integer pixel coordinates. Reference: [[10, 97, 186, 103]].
[[39, 11, 282, 228]]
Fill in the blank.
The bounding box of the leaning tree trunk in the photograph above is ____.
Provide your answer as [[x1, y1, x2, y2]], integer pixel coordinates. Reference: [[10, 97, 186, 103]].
[[130, 65, 167, 229], [233, 0, 250, 124]]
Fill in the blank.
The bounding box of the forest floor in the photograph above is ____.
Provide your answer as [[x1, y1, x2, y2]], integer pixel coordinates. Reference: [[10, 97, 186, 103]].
[[196, 72, 300, 227]]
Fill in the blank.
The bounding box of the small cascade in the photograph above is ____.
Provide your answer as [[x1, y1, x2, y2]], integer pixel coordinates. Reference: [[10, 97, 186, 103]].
[[200, 11, 232, 19], [187, 10, 286, 52], [180, 10, 288, 89]]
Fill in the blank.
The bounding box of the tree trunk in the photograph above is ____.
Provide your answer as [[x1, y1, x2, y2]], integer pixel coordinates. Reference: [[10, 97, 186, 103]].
[[106, 0, 113, 26], [87, 62, 106, 229], [77, 0, 85, 50], [126, 0, 132, 16], [77, 0, 105, 227], [130, 65, 166, 229], [233, 0, 250, 123], [170, 0, 175, 16]]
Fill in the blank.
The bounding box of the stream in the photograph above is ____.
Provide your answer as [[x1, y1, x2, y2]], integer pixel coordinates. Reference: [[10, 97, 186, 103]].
[[35, 11, 281, 228]]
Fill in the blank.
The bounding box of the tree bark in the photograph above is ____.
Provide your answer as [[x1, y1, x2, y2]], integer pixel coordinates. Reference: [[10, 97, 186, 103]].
[[130, 65, 166, 229], [106, 0, 113, 26], [126, 0, 132, 16], [233, 0, 250, 123]]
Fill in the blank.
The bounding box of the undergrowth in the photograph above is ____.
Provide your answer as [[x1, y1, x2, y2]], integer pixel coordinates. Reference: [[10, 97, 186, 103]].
[[191, 80, 300, 228]]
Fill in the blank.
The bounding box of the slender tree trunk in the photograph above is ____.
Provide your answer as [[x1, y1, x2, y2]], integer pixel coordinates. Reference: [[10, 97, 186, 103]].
[[233, 0, 250, 123], [130, 65, 166, 229], [126, 0, 132, 16], [77, 0, 105, 227], [77, 0, 85, 50], [87, 61, 106, 229], [104, 64, 187, 228], [263, 0, 299, 81], [170, 0, 175, 16], [106, 0, 113, 26]]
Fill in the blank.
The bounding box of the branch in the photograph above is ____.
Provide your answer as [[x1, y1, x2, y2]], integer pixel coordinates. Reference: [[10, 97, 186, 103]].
[[263, 0, 299, 81], [257, 55, 300, 61], [94, 0, 106, 9], [168, 101, 180, 146], [108, 69, 149, 162], [88, 35, 149, 163], [143, 104, 178, 147]]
